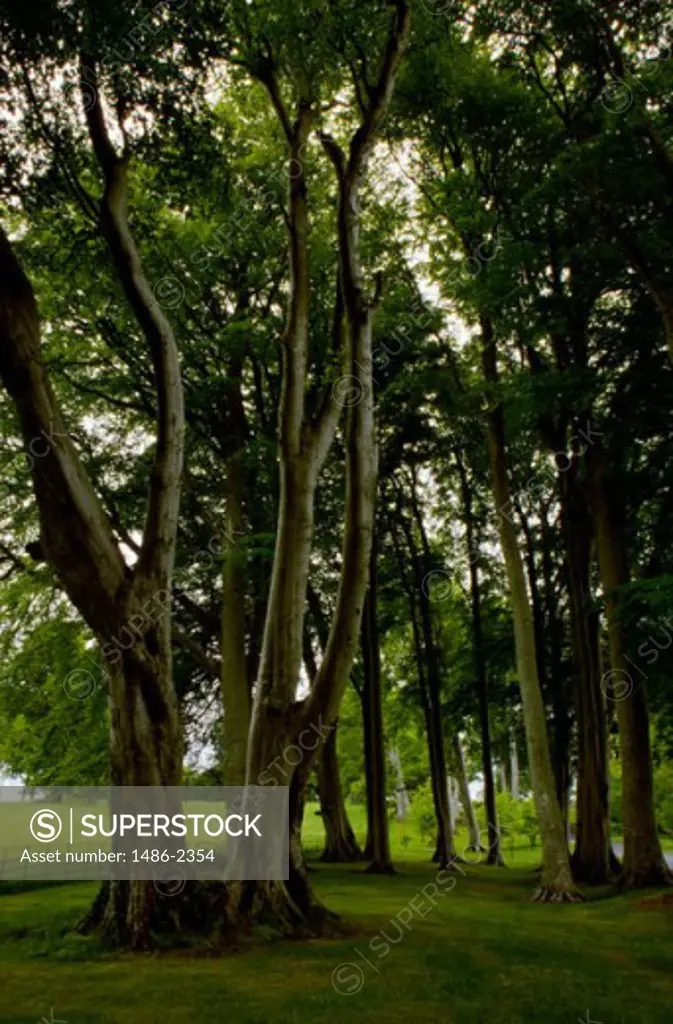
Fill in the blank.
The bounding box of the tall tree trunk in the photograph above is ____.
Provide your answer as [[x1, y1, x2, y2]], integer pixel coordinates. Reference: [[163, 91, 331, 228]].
[[539, 508, 574, 834], [407, 585, 446, 864], [220, 363, 250, 787], [81, 64, 192, 944], [0, 47, 194, 943], [418, 593, 456, 869], [586, 441, 671, 888], [396, 495, 457, 868], [481, 317, 579, 900], [455, 450, 503, 865], [559, 470, 611, 884], [361, 546, 394, 873], [243, 4, 409, 928], [518, 502, 571, 827], [526, 304, 610, 883]]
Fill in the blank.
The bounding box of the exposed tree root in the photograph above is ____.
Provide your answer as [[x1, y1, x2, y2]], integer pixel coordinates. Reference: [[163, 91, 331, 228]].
[[532, 886, 584, 903], [77, 878, 345, 950]]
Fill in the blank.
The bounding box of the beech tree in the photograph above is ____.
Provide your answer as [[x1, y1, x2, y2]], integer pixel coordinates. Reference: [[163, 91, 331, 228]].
[[3, 0, 673, 957]]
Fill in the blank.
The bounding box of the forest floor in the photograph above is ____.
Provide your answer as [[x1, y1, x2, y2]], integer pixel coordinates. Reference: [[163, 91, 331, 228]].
[[0, 809, 672, 1024]]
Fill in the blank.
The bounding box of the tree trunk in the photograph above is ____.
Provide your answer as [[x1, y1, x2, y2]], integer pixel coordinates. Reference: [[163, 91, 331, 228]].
[[499, 761, 508, 793], [4, 5, 410, 945], [518, 502, 572, 829], [418, 598, 456, 868], [539, 507, 574, 835], [510, 731, 520, 800], [394, 499, 457, 869], [559, 469, 611, 884], [361, 547, 394, 873], [303, 604, 362, 863], [408, 595, 448, 865], [455, 450, 504, 866], [388, 748, 411, 821], [481, 317, 579, 900], [408, 481, 458, 866], [551, 701, 571, 832], [243, 3, 409, 928], [221, 438, 250, 788], [586, 441, 671, 888], [1, 53, 192, 943], [451, 733, 481, 851], [79, 642, 192, 947], [317, 726, 364, 862], [446, 776, 458, 833]]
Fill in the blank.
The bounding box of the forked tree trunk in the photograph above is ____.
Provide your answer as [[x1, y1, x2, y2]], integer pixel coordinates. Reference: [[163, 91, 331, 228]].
[[317, 726, 364, 862], [586, 441, 671, 888], [526, 309, 611, 883], [79, 61, 193, 944], [241, 3, 409, 931], [481, 317, 579, 900], [1, 53, 192, 944]]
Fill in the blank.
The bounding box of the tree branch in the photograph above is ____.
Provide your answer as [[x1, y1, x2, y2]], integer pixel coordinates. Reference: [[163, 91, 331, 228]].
[[80, 54, 185, 600], [0, 226, 126, 636]]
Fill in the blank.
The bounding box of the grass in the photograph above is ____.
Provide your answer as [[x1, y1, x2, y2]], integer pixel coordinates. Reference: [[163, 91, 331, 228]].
[[0, 804, 671, 1023]]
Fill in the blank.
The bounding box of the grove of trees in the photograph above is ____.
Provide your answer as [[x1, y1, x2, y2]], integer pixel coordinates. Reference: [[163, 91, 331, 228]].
[[1, 0, 672, 950]]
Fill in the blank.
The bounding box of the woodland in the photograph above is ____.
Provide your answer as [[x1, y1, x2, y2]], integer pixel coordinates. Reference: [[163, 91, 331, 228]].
[[0, 2, 673, 1022]]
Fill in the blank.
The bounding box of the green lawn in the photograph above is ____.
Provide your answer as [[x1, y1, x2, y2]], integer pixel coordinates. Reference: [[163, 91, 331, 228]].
[[0, 805, 671, 1024]]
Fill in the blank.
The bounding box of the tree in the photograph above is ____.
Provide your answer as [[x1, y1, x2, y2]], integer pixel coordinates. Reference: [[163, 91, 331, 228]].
[[225, 0, 411, 926], [0, 119, 187, 937]]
